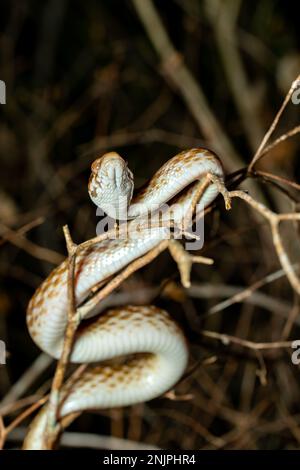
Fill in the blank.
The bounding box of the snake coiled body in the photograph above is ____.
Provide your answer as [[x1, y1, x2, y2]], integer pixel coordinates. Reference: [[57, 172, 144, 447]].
[[24, 148, 224, 449]]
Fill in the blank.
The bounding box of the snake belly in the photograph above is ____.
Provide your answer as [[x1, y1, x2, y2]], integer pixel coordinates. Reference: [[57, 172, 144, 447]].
[[24, 148, 224, 449]]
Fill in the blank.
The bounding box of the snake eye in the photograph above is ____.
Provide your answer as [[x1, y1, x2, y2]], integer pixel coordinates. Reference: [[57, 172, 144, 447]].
[[91, 158, 101, 174]]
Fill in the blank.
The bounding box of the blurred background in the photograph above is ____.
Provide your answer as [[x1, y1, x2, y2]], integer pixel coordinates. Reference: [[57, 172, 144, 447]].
[[1, 0, 300, 450]]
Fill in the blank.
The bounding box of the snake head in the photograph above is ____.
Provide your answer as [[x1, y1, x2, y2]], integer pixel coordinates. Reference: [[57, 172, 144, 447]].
[[88, 152, 134, 220]]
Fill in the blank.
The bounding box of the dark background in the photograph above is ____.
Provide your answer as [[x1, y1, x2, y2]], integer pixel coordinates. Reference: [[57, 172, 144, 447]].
[[1, 0, 300, 450]]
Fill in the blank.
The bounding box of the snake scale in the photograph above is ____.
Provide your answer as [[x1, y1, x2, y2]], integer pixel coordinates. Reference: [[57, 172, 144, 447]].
[[23, 148, 224, 449]]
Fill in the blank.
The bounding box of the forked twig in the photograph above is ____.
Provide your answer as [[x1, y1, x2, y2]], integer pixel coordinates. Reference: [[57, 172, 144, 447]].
[[30, 173, 223, 448], [248, 74, 300, 170], [201, 329, 293, 351], [229, 190, 300, 295]]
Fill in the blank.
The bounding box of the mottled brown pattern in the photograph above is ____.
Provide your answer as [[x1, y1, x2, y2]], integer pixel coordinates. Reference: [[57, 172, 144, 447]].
[[68, 354, 157, 392], [25, 147, 224, 435], [131, 148, 223, 205]]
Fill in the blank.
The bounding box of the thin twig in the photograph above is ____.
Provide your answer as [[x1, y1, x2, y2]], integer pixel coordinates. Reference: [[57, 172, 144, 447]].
[[44, 225, 79, 449], [257, 124, 300, 162], [229, 190, 300, 295], [252, 170, 300, 192], [0, 221, 64, 265], [0, 216, 45, 248], [201, 329, 292, 351], [248, 74, 300, 170], [78, 240, 169, 318], [0, 353, 52, 408], [206, 0, 263, 151], [131, 0, 243, 171]]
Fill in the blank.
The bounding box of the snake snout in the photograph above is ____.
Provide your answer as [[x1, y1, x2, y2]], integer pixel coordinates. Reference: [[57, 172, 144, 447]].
[[95, 152, 128, 188], [91, 151, 123, 172], [106, 160, 124, 188], [89, 152, 134, 219]]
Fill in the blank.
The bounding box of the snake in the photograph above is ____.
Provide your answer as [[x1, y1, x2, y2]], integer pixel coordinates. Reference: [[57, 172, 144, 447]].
[[23, 148, 224, 449]]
